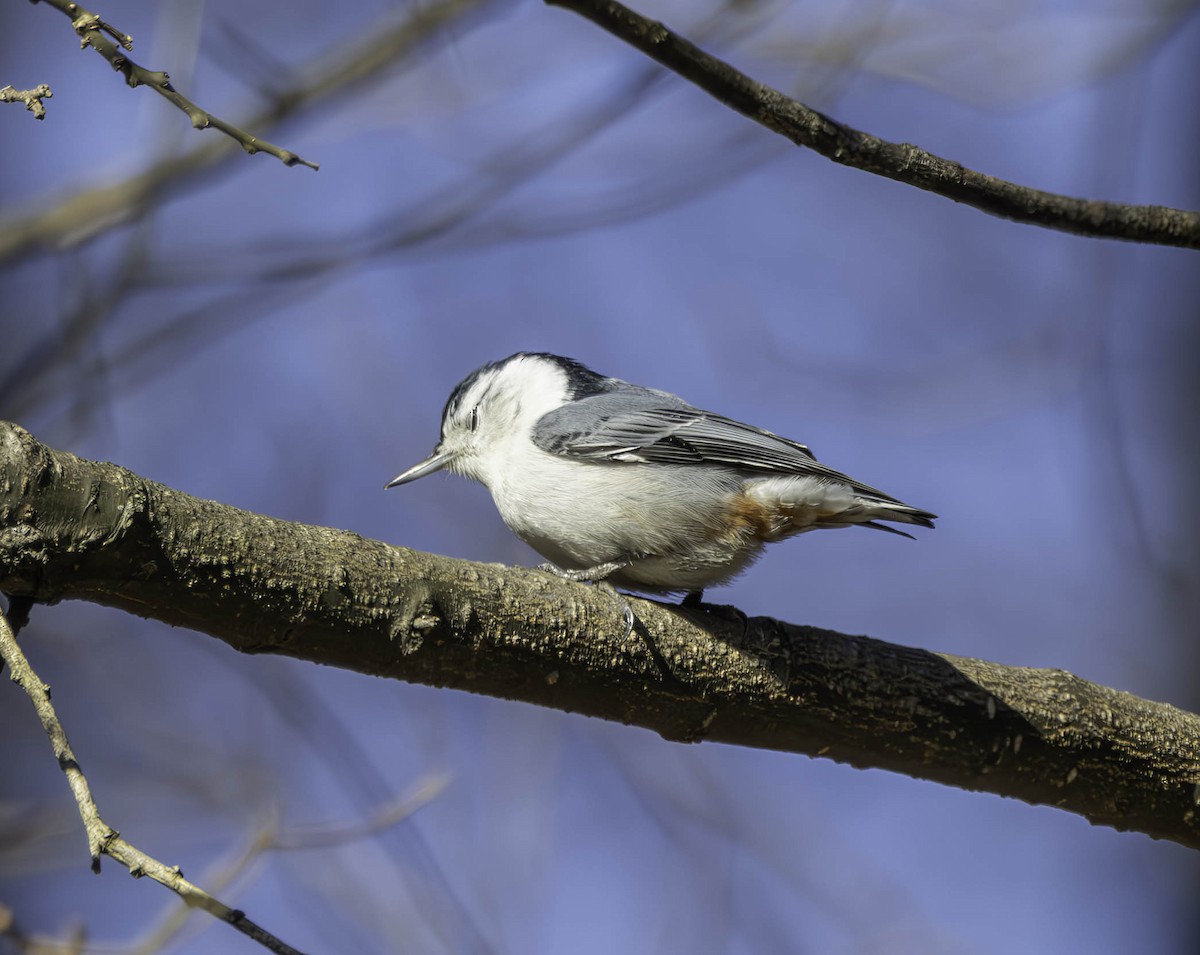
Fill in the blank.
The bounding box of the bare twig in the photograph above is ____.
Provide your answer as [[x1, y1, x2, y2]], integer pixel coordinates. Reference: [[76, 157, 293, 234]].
[[547, 0, 1200, 249], [31, 0, 317, 169], [2, 594, 33, 636], [2, 421, 1199, 849], [0, 608, 311, 955], [0, 83, 53, 119], [2, 0, 488, 264], [0, 592, 33, 675]]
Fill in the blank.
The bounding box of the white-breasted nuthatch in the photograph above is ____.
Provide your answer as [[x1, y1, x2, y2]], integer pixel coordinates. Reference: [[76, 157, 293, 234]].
[[387, 352, 935, 600]]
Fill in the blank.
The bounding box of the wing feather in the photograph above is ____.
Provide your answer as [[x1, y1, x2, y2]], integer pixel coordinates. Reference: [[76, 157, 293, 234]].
[[533, 395, 904, 503]]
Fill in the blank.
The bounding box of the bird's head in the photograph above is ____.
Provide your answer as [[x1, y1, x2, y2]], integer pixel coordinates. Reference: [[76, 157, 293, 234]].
[[385, 352, 610, 489]]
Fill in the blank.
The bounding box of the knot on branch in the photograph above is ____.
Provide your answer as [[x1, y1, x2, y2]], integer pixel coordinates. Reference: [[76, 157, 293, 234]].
[[71, 11, 133, 51]]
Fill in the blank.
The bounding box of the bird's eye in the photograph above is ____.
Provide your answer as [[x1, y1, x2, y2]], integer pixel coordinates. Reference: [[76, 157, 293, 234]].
[[469, 406, 480, 432]]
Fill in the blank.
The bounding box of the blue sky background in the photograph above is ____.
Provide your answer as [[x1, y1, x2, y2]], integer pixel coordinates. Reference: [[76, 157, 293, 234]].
[[2, 1, 1198, 952]]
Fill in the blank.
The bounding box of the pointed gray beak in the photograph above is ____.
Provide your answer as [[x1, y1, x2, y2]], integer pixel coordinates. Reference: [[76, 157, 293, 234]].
[[385, 447, 455, 488]]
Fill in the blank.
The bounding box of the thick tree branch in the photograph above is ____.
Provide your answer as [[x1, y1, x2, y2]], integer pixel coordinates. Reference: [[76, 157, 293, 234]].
[[547, 0, 1200, 250], [2, 421, 1198, 849], [32, 0, 317, 169], [0, 607, 308, 955]]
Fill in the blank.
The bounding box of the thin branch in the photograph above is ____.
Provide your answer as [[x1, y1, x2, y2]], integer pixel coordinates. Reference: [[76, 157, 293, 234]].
[[0, 607, 311, 955], [2, 422, 1199, 849], [1, 0, 489, 264], [546, 0, 1200, 250], [0, 83, 53, 119], [31, 0, 317, 169]]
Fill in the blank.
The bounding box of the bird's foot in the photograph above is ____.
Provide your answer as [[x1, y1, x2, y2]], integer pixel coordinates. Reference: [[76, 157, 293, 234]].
[[677, 589, 748, 636], [538, 560, 629, 583], [538, 561, 637, 639]]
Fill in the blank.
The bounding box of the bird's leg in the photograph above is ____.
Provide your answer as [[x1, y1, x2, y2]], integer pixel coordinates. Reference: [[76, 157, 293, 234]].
[[539, 563, 689, 687], [681, 589, 705, 608], [538, 560, 636, 639]]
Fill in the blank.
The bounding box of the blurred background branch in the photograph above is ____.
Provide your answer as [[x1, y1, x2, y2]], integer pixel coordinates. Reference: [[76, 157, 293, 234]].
[[3, 0, 491, 264]]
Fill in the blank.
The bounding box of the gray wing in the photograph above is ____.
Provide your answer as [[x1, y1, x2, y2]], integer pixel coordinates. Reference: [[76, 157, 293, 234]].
[[532, 392, 903, 502]]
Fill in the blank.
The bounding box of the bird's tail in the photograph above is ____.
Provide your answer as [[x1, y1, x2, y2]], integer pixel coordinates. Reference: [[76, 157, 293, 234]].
[[743, 476, 936, 541], [856, 499, 937, 539]]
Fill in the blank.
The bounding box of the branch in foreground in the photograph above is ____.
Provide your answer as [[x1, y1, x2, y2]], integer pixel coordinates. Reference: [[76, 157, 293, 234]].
[[547, 0, 1200, 250], [0, 83, 53, 119], [32, 0, 318, 169], [1, 420, 1198, 849], [0, 608, 309, 955]]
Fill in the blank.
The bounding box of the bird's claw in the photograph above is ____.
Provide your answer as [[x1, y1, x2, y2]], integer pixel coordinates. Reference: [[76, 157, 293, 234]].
[[538, 562, 637, 640]]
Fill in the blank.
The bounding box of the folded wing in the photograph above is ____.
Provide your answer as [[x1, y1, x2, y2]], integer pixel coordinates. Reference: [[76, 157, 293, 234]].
[[532, 393, 912, 506]]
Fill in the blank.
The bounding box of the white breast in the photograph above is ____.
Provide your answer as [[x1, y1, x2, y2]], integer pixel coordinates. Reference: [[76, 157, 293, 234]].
[[480, 437, 767, 591]]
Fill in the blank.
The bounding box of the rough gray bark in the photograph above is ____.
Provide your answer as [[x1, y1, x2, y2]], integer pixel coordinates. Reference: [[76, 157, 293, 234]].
[[2, 421, 1198, 849]]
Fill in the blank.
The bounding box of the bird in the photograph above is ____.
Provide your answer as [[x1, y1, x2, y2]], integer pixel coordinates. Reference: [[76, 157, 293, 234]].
[[386, 352, 935, 602]]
